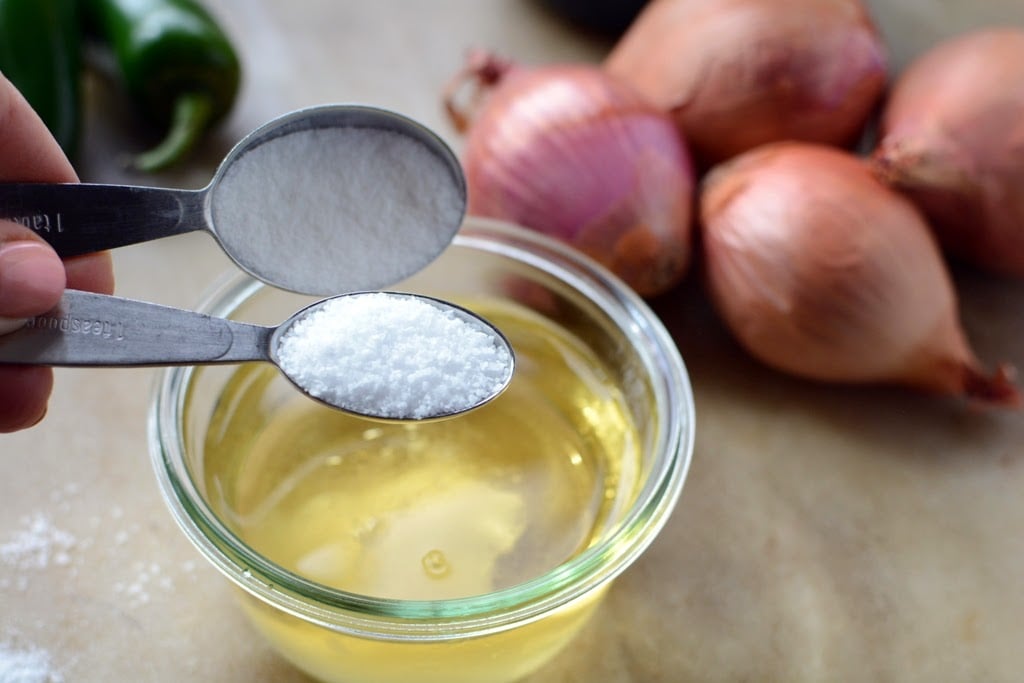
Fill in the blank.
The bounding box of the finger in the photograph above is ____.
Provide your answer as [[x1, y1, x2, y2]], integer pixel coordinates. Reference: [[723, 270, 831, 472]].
[[0, 365, 53, 433], [0, 223, 66, 327], [0, 73, 115, 302], [0, 73, 113, 432], [0, 71, 77, 183], [65, 252, 115, 295]]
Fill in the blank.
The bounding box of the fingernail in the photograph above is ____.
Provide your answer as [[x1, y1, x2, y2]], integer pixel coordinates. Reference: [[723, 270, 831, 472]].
[[0, 241, 65, 317], [0, 316, 27, 334]]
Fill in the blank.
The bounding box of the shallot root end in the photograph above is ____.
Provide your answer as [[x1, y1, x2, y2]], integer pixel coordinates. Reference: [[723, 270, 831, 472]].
[[962, 363, 1021, 409]]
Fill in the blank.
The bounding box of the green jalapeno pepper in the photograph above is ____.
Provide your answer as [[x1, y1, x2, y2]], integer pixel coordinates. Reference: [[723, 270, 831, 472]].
[[0, 0, 83, 158], [83, 0, 241, 171]]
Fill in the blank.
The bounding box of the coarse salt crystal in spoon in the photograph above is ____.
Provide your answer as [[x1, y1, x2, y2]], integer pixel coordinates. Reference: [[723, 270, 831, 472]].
[[275, 292, 514, 420]]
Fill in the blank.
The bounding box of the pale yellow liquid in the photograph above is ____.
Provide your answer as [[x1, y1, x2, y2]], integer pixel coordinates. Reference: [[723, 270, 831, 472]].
[[199, 299, 642, 682]]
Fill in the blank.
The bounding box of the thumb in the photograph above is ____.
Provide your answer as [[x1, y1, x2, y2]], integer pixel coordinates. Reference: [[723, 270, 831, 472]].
[[0, 223, 67, 334]]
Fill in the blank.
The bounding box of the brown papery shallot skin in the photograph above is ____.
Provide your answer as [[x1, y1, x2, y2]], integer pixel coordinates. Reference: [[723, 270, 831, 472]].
[[604, 0, 888, 167], [444, 50, 695, 297], [871, 28, 1024, 277], [700, 142, 1019, 406]]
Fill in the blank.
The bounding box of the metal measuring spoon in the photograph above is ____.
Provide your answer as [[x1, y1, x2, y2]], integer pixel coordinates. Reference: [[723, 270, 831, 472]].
[[0, 105, 467, 296], [0, 290, 514, 421]]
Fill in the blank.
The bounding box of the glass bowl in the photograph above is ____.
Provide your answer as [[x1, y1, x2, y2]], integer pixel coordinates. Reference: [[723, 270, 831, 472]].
[[148, 216, 695, 683]]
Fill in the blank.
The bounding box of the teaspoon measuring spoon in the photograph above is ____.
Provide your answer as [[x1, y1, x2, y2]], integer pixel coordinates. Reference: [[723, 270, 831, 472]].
[[0, 104, 467, 296], [0, 289, 514, 421]]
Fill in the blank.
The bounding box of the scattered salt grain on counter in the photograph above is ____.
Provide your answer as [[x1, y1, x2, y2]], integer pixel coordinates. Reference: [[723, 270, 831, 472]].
[[113, 561, 175, 608], [276, 293, 513, 419], [0, 513, 78, 591], [0, 642, 63, 683], [0, 514, 76, 571]]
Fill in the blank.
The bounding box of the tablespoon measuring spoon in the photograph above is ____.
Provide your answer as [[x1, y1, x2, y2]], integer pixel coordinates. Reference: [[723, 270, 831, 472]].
[[0, 104, 467, 296], [0, 289, 514, 421]]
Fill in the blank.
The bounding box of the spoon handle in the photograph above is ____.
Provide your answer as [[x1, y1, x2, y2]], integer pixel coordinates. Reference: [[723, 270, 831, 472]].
[[0, 290, 271, 366], [0, 183, 204, 257]]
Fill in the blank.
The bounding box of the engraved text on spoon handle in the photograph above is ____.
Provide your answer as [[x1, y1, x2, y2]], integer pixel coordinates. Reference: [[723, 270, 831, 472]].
[[0, 290, 270, 366], [0, 183, 203, 257]]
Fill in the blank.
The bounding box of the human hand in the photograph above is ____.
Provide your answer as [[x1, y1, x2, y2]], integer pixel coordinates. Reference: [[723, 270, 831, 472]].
[[0, 72, 115, 432]]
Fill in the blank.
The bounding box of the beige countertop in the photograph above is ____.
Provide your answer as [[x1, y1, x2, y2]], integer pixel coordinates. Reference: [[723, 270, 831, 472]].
[[3, 1, 1024, 681]]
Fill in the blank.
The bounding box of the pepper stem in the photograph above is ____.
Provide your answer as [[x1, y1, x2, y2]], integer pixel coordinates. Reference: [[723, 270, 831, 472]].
[[132, 93, 215, 172]]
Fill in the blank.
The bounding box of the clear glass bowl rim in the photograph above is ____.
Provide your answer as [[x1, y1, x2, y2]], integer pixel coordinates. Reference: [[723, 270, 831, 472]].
[[148, 217, 696, 640]]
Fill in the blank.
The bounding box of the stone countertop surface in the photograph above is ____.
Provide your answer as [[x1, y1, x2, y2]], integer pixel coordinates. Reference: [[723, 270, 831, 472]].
[[3, 1, 1024, 681]]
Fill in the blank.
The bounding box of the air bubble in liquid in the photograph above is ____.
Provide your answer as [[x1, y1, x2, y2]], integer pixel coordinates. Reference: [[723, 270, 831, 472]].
[[421, 549, 451, 578]]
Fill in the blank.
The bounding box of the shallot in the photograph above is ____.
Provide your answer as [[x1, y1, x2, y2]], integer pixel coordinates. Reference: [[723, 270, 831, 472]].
[[699, 142, 1019, 406], [871, 27, 1024, 277], [604, 0, 888, 166], [444, 49, 696, 297]]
